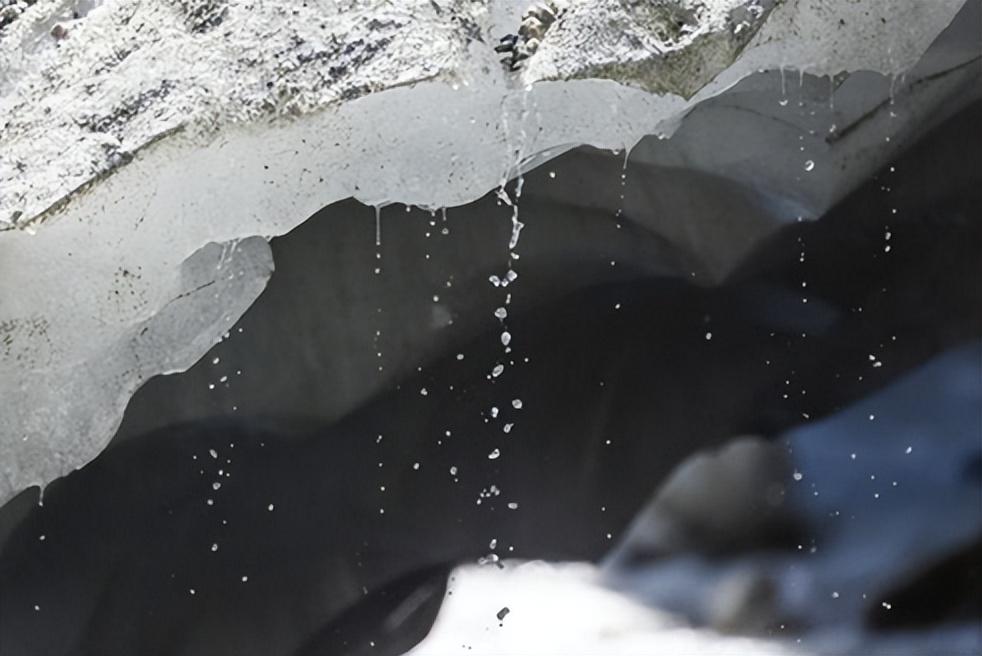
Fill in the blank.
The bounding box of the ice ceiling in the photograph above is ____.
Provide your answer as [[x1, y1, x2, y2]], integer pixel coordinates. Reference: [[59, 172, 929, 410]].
[[0, 0, 971, 504]]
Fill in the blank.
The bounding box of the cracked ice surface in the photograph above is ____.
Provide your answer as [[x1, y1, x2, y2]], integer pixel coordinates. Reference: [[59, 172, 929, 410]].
[[0, 0, 966, 503]]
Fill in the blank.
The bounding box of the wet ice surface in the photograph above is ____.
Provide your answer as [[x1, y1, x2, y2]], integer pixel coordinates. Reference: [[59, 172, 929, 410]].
[[414, 343, 982, 656]]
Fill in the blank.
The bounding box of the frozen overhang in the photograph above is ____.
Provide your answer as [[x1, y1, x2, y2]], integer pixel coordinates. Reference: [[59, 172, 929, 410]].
[[0, 0, 972, 504]]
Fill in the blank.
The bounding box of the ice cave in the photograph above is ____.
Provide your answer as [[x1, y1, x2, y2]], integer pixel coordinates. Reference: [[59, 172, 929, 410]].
[[0, 1, 979, 654]]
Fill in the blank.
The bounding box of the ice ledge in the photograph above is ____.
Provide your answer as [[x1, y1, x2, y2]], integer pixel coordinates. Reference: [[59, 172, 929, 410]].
[[0, 0, 966, 503], [1, 0, 964, 230]]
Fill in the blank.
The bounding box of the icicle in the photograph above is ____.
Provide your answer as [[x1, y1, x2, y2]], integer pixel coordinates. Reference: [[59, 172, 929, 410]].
[[374, 205, 382, 247]]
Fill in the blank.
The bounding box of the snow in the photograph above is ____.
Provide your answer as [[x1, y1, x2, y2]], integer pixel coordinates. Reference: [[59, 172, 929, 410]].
[[408, 561, 797, 656]]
